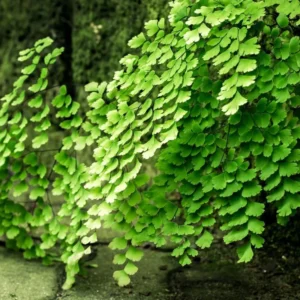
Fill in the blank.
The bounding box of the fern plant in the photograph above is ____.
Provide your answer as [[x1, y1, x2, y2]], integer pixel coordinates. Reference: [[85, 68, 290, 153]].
[[0, 37, 92, 289], [1, 0, 300, 289]]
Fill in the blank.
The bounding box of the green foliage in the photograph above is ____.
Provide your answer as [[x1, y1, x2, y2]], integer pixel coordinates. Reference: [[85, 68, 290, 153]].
[[73, 0, 169, 94], [1, 0, 300, 290], [0, 36, 89, 290]]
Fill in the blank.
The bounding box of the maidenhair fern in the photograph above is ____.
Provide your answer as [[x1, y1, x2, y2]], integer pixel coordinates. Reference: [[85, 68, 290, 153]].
[[1, 0, 300, 289], [0, 37, 91, 289]]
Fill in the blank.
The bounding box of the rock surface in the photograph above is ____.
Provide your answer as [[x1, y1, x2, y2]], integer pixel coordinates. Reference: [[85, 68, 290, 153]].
[[0, 243, 300, 300], [0, 246, 178, 300], [0, 247, 58, 300], [59, 246, 177, 300]]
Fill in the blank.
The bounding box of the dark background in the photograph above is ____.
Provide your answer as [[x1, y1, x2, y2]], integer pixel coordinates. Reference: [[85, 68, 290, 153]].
[[0, 0, 169, 98]]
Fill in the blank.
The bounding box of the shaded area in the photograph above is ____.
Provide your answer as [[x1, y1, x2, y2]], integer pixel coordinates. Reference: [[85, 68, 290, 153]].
[[1, 239, 300, 300], [0, 245, 177, 300], [0, 0, 169, 97], [169, 240, 300, 300], [61, 247, 176, 300]]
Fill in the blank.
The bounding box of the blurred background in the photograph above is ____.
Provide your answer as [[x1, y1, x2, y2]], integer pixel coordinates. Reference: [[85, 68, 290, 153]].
[[0, 0, 169, 98], [0, 0, 167, 220]]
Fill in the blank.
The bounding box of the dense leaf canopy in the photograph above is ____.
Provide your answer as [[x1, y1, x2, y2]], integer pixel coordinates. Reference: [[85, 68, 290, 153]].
[[0, 0, 299, 288]]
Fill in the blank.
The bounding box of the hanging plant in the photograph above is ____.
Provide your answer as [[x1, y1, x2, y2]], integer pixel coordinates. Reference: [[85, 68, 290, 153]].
[[1, 0, 300, 289]]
